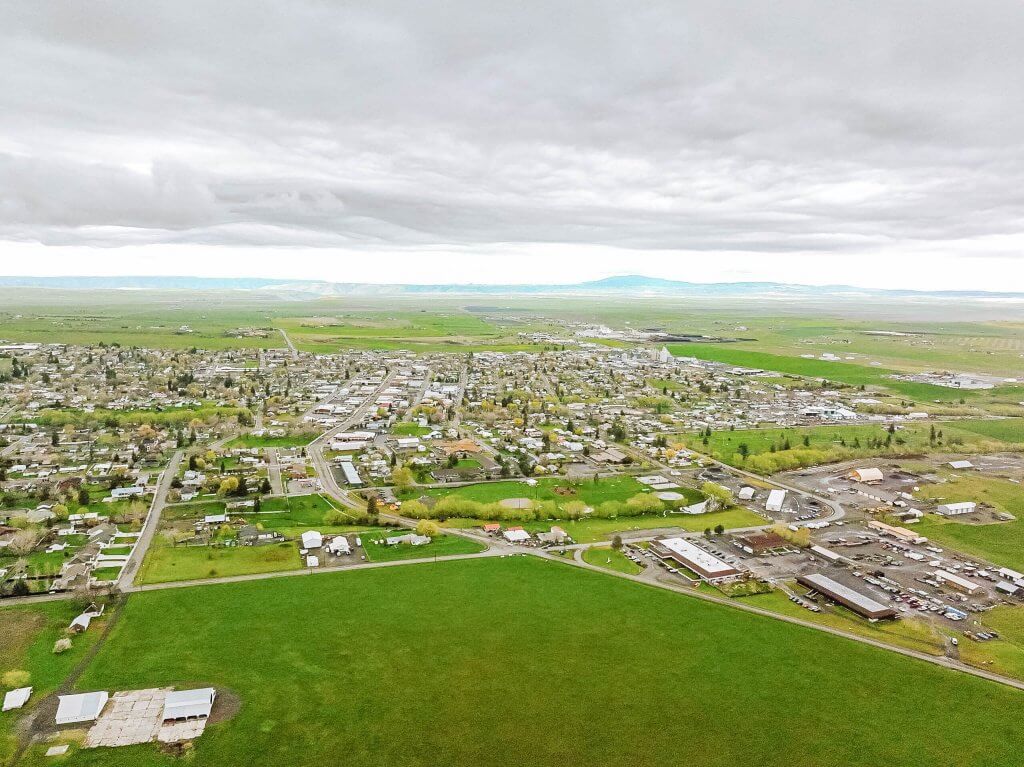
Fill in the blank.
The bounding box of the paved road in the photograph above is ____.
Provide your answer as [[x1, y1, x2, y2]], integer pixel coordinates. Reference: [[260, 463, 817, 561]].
[[308, 369, 398, 507], [266, 447, 285, 495], [279, 328, 299, 360], [117, 450, 184, 591]]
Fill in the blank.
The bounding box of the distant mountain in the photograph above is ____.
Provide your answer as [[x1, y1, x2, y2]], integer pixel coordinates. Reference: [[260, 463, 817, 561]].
[[0, 274, 1022, 300]]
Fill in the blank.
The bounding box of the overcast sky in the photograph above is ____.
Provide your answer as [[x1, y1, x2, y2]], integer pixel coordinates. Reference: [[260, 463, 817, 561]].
[[1, 1, 1022, 289]]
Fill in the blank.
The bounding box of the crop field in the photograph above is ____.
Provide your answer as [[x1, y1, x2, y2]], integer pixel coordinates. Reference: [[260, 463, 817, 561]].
[[276, 312, 552, 354], [15, 557, 1024, 766], [913, 476, 1024, 572], [674, 419, 1024, 473]]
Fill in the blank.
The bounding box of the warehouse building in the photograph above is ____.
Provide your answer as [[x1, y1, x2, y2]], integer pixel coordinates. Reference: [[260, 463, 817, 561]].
[[797, 573, 896, 620], [650, 537, 741, 581], [937, 502, 976, 516]]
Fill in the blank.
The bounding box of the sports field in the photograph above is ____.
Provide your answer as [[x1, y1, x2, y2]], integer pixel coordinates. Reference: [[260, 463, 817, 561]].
[[13, 557, 1024, 766]]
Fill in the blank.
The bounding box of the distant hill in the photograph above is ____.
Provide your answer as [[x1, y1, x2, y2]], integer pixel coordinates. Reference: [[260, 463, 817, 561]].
[[0, 274, 1022, 300]]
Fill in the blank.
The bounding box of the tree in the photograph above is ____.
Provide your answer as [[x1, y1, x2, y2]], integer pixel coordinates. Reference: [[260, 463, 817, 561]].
[[737, 443, 750, 461], [611, 534, 623, 551], [217, 476, 239, 496], [391, 466, 414, 490], [77, 488, 90, 506], [700, 482, 733, 512], [415, 519, 440, 537], [366, 495, 379, 516], [714, 524, 725, 535]]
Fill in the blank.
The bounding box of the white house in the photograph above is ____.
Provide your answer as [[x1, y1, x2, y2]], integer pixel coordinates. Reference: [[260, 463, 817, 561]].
[[503, 528, 531, 543]]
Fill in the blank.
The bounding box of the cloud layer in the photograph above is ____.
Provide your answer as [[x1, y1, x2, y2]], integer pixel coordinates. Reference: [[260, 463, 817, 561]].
[[1, 1, 1022, 284]]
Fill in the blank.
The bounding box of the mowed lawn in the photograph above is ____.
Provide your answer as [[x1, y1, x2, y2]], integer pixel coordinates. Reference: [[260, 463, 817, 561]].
[[418, 475, 664, 506], [26, 557, 1024, 767]]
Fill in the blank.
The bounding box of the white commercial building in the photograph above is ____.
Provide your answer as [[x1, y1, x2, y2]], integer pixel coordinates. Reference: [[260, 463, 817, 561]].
[[765, 489, 787, 513], [937, 502, 976, 516]]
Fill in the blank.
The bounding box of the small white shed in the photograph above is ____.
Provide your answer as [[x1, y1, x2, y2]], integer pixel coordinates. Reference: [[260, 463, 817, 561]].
[[55, 691, 109, 725]]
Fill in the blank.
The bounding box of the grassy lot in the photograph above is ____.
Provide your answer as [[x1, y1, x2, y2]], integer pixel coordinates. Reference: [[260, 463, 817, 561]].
[[439, 508, 764, 543], [743, 588, 948, 657], [666, 345, 979, 400], [18, 557, 1024, 766], [673, 418, 1023, 473], [958, 605, 1024, 682], [140, 495, 380, 584], [415, 476, 677, 507], [0, 601, 106, 764], [135, 540, 302, 584], [391, 423, 432, 437], [913, 476, 1024, 571], [361, 533, 485, 563], [225, 433, 319, 449], [581, 546, 642, 574]]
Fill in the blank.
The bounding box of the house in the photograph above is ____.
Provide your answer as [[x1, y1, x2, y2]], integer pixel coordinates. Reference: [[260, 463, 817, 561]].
[[110, 485, 146, 500], [68, 603, 105, 633], [163, 688, 216, 721], [482, 523, 501, 534], [502, 528, 531, 543], [536, 526, 568, 545], [300, 531, 323, 549], [55, 691, 109, 725]]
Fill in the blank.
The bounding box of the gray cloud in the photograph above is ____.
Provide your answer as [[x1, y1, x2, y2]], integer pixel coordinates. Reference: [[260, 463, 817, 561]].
[[1, 1, 1023, 263]]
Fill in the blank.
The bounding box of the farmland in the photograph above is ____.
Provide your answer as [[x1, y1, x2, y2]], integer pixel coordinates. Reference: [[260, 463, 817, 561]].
[[673, 418, 1024, 473], [13, 557, 1024, 766]]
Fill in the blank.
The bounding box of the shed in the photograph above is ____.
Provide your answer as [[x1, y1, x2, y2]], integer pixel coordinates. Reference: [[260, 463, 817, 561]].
[[55, 691, 109, 725], [2, 687, 32, 712], [301, 530, 323, 549], [326, 536, 351, 555], [765, 489, 787, 513], [163, 688, 216, 721], [850, 468, 884, 484]]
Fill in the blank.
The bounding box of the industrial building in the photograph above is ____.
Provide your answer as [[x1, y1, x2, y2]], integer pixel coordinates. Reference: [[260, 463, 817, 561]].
[[650, 537, 741, 581], [765, 489, 787, 512], [937, 502, 976, 516], [797, 573, 896, 620]]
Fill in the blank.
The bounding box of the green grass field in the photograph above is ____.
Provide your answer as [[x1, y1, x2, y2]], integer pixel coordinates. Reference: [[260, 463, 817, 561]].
[[914, 476, 1024, 571], [674, 418, 1024, 473], [415, 476, 674, 507], [225, 433, 319, 449], [361, 533, 485, 562], [581, 545, 642, 574], [666, 343, 1024, 406], [16, 557, 1024, 766]]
